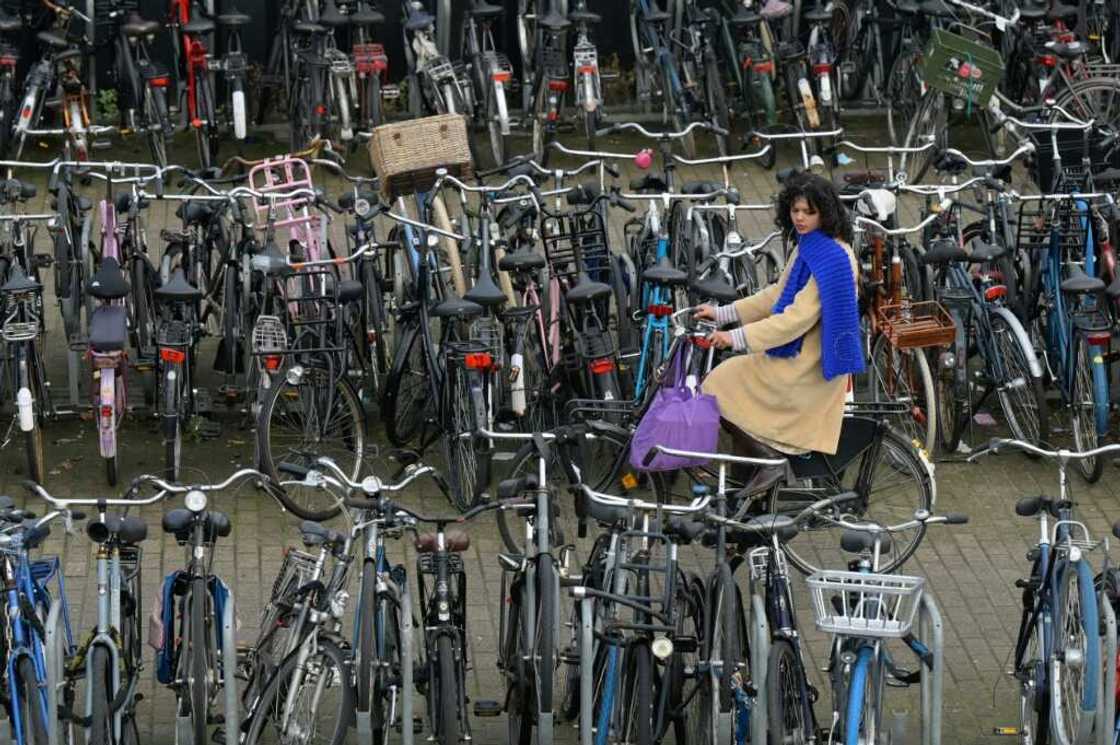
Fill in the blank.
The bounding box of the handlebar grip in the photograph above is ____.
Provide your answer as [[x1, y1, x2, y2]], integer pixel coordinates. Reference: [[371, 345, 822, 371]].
[[943, 513, 969, 525], [70, 510, 87, 521], [152, 176, 164, 198], [614, 196, 636, 213], [339, 192, 355, 209], [278, 462, 311, 478]]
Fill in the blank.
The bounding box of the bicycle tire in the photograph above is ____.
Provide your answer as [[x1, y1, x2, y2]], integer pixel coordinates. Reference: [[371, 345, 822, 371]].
[[936, 308, 966, 454], [1051, 558, 1099, 745], [382, 320, 429, 446], [767, 639, 811, 745], [1017, 609, 1048, 745], [163, 364, 182, 482], [443, 362, 489, 512], [505, 575, 532, 745], [867, 333, 937, 455], [624, 643, 654, 745], [536, 554, 557, 731], [88, 645, 113, 745], [1053, 77, 1120, 149], [0, 74, 12, 157], [15, 655, 48, 745], [844, 645, 880, 745], [486, 82, 511, 168], [242, 637, 353, 745], [188, 576, 209, 745], [194, 76, 216, 171], [900, 92, 946, 183], [884, 42, 921, 147], [669, 573, 703, 744], [258, 365, 365, 521], [705, 54, 732, 157], [436, 635, 461, 745], [775, 425, 933, 575], [991, 311, 1050, 447], [145, 84, 169, 167], [1071, 334, 1105, 483]]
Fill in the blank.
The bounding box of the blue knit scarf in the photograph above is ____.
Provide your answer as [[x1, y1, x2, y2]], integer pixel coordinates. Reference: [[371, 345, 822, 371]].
[[767, 230, 865, 380]]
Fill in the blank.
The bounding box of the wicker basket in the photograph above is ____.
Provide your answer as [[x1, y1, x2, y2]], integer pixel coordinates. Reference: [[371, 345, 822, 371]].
[[368, 114, 473, 200], [876, 300, 956, 349]]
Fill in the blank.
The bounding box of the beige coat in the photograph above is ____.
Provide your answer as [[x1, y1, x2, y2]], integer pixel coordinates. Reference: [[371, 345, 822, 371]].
[[701, 243, 859, 455]]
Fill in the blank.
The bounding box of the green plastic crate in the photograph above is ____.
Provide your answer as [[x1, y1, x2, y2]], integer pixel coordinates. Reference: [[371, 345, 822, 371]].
[[921, 29, 1004, 107]]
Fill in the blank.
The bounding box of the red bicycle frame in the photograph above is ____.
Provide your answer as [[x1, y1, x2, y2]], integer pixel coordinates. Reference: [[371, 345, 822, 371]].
[[170, 0, 209, 128]]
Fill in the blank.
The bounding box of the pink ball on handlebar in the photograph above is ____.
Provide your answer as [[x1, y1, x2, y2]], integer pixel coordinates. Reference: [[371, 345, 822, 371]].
[[634, 149, 653, 170]]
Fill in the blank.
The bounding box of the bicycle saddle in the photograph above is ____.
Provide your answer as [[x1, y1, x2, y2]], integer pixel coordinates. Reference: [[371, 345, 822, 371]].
[[1, 265, 40, 294], [1059, 264, 1105, 294], [566, 272, 612, 304], [730, 6, 762, 25], [917, 238, 966, 266], [643, 256, 688, 286], [87, 514, 148, 545], [430, 294, 485, 319], [568, 7, 601, 25], [292, 20, 327, 34], [802, 4, 832, 23], [37, 31, 71, 50], [1045, 40, 1086, 60], [177, 199, 214, 226], [350, 4, 386, 25], [336, 279, 363, 304], [469, 0, 504, 19], [464, 272, 509, 307], [415, 530, 469, 553], [216, 9, 251, 27], [0, 13, 20, 33], [641, 6, 672, 23], [682, 180, 722, 195], [0, 178, 35, 202], [841, 528, 889, 554], [629, 174, 668, 193], [1048, 2, 1080, 20], [404, 7, 435, 31], [691, 275, 738, 303], [162, 508, 231, 541], [300, 520, 346, 549], [1018, 2, 1047, 21], [183, 17, 216, 34], [155, 268, 203, 302], [966, 237, 1006, 263], [538, 9, 572, 29], [87, 257, 131, 300], [318, 0, 350, 27], [498, 247, 546, 273], [123, 13, 160, 37]]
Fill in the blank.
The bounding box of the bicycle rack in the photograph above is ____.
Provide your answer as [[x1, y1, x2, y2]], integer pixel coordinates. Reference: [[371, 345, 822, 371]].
[[747, 589, 945, 745], [1098, 595, 1117, 745]]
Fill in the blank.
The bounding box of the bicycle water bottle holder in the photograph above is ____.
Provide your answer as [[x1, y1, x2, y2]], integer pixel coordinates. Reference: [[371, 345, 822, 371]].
[[807, 570, 924, 639]]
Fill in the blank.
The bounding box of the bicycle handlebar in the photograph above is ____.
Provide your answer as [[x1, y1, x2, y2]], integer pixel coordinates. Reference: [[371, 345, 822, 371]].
[[597, 120, 727, 140], [671, 145, 774, 166], [834, 140, 936, 155], [936, 143, 1035, 168], [854, 211, 942, 235], [967, 438, 1120, 462], [641, 444, 786, 469], [278, 456, 438, 497], [578, 483, 712, 515], [944, 0, 1018, 28]]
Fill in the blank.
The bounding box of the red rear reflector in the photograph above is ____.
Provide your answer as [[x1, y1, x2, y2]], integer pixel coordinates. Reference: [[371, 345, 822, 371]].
[[149, 76, 170, 87], [315, 104, 327, 115], [589, 357, 615, 374], [264, 355, 283, 371], [492, 71, 511, 83], [813, 63, 832, 74], [691, 336, 712, 349], [753, 60, 774, 74], [578, 65, 596, 75], [548, 80, 569, 92], [20, 105, 31, 120], [1088, 332, 1112, 345], [1039, 55, 1057, 67], [984, 285, 1007, 301], [0, 56, 16, 67], [160, 348, 186, 364], [647, 304, 673, 317], [465, 352, 493, 370], [366, 330, 377, 344], [191, 117, 203, 128], [100, 405, 113, 420]]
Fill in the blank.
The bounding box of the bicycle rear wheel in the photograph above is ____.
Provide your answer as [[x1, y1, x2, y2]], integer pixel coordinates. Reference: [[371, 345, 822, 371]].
[[767, 639, 810, 745], [15, 655, 48, 745], [442, 361, 490, 512], [436, 635, 461, 745], [258, 365, 365, 520], [1070, 334, 1105, 483], [991, 312, 1050, 447], [1051, 559, 1100, 745]]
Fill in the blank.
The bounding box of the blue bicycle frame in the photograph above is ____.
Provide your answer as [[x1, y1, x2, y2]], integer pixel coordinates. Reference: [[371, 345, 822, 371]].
[[633, 232, 674, 401], [635, 0, 687, 113], [2, 542, 74, 744]]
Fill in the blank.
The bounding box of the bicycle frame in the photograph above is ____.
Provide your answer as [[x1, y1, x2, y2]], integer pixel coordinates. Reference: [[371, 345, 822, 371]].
[[92, 201, 127, 473]]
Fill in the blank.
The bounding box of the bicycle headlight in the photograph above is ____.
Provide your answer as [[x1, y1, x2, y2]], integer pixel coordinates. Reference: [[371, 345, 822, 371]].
[[331, 590, 350, 619], [185, 490, 207, 513], [285, 365, 305, 386], [651, 636, 674, 660], [355, 198, 371, 218]]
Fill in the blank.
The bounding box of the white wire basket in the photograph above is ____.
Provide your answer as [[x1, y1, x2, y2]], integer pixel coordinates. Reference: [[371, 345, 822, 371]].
[[2, 321, 38, 342], [252, 316, 288, 355], [807, 570, 924, 639]]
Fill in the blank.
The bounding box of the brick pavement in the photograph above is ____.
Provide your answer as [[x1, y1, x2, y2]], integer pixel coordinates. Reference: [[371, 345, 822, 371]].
[[0, 124, 1102, 744]]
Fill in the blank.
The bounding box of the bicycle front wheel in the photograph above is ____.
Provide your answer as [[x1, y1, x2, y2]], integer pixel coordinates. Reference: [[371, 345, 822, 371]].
[[243, 638, 354, 745], [14, 655, 48, 745], [767, 639, 810, 745], [867, 334, 937, 455], [1051, 559, 1100, 745], [259, 365, 365, 521], [187, 577, 210, 745], [991, 311, 1049, 447]]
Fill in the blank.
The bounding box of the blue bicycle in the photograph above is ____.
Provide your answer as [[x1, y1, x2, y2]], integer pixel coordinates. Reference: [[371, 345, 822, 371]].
[[630, 0, 700, 157], [971, 438, 1116, 745], [0, 496, 76, 745]]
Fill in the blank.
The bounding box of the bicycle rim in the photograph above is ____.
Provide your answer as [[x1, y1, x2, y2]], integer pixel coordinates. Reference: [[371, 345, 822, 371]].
[[867, 335, 937, 454], [1051, 560, 1099, 745], [1070, 336, 1103, 482], [244, 639, 353, 745], [992, 313, 1049, 446]]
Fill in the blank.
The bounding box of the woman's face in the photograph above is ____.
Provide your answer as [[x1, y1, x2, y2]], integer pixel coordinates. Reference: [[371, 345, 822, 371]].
[[790, 197, 821, 235]]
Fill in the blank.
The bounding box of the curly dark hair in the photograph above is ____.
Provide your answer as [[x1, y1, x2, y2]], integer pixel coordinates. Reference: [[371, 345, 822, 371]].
[[775, 172, 853, 245]]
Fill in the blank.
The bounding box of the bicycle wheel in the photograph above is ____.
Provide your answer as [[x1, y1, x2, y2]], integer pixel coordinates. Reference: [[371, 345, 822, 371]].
[[163, 363, 182, 482], [1053, 77, 1120, 143], [1051, 559, 1100, 745], [775, 426, 934, 574], [900, 92, 946, 183], [671, 575, 705, 745], [21, 349, 44, 484], [843, 646, 882, 745], [243, 638, 353, 745], [88, 645, 113, 745], [1018, 607, 1047, 745], [436, 635, 461, 745], [705, 55, 732, 157], [620, 642, 654, 745], [867, 334, 937, 455], [381, 321, 429, 446], [187, 577, 210, 745], [767, 639, 810, 745], [936, 350, 966, 454], [991, 312, 1050, 447], [194, 76, 218, 171], [884, 42, 921, 147], [535, 555, 557, 737], [486, 82, 511, 167], [15, 655, 48, 745], [442, 362, 490, 512], [144, 84, 169, 167], [258, 365, 365, 521], [504, 575, 533, 745], [1070, 334, 1105, 482]]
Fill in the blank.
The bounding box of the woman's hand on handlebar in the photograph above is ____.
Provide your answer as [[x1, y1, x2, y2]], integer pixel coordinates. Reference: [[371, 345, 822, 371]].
[[693, 304, 717, 322], [708, 330, 734, 350]]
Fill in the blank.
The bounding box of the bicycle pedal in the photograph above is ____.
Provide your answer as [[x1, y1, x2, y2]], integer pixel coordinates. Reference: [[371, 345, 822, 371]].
[[473, 700, 501, 717]]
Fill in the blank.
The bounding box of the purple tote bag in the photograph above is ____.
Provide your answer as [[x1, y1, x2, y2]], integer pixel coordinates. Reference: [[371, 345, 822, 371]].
[[629, 344, 722, 472]]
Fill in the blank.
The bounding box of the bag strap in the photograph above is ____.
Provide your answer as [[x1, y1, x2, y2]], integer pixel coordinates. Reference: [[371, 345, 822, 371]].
[[661, 338, 689, 391]]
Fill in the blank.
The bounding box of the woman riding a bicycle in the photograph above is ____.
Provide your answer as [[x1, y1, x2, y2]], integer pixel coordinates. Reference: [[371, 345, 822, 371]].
[[695, 172, 864, 465]]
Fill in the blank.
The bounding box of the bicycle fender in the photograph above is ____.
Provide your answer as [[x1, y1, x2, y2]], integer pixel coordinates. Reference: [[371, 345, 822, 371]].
[[991, 306, 1044, 379]]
